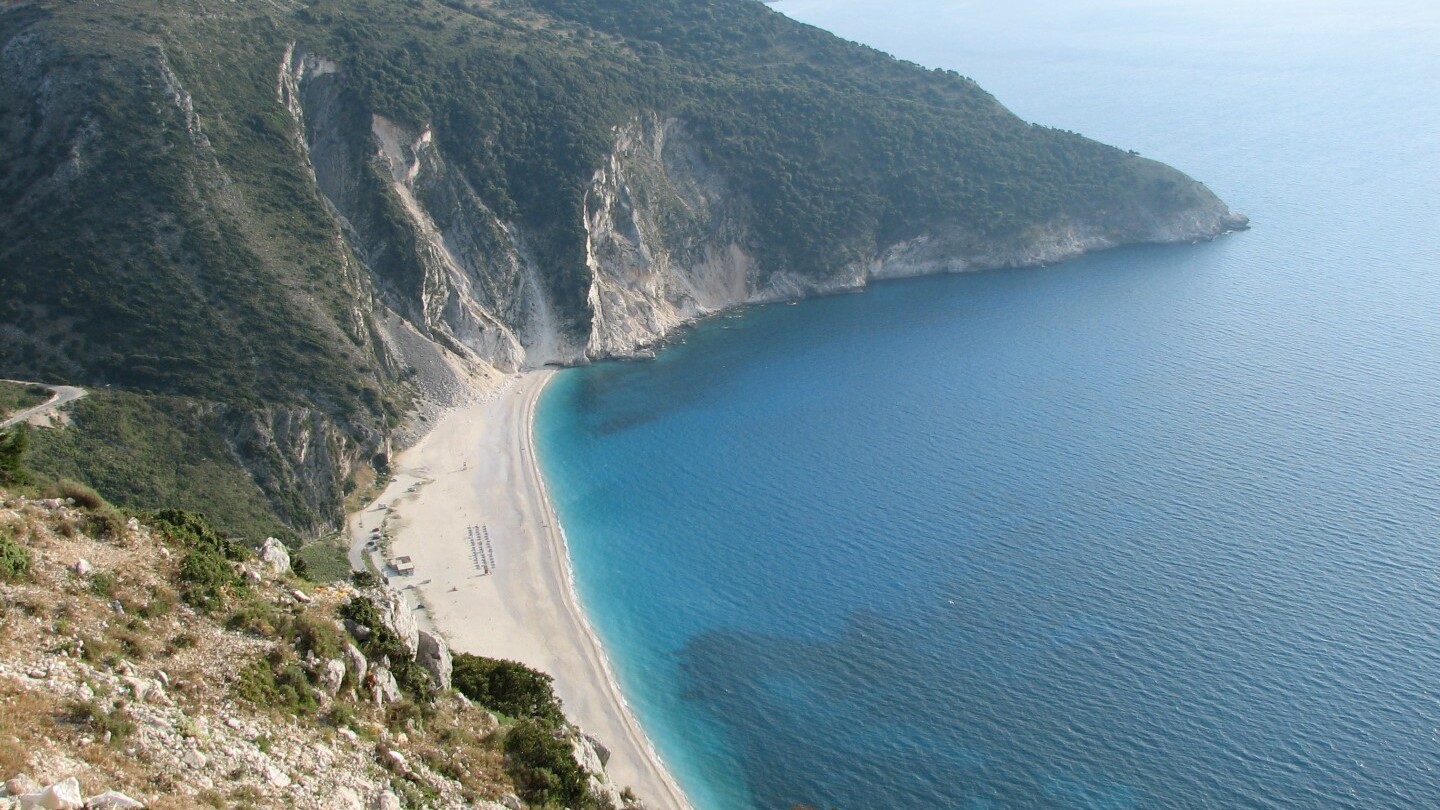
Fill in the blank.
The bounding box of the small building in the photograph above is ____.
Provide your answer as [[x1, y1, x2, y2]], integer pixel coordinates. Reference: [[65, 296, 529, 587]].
[[391, 555, 415, 576]]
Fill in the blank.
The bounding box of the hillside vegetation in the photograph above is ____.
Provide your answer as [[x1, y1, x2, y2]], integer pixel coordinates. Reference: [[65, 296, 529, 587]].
[[0, 0, 1241, 536], [0, 481, 636, 809]]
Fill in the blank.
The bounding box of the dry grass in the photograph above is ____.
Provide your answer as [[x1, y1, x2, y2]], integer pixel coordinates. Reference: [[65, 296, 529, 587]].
[[0, 680, 51, 777]]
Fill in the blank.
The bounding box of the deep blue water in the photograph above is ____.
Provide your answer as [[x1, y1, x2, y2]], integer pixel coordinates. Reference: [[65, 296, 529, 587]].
[[535, 1, 1440, 808]]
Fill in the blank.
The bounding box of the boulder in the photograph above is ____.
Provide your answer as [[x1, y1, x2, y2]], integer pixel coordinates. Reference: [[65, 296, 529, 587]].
[[367, 791, 402, 810], [583, 732, 612, 768], [122, 676, 165, 705], [70, 559, 92, 576], [500, 793, 523, 810], [260, 538, 291, 576], [416, 630, 452, 692], [573, 734, 605, 775], [344, 643, 368, 684], [84, 792, 144, 809], [320, 658, 346, 696], [370, 667, 401, 706], [376, 590, 419, 657], [182, 749, 207, 770], [4, 775, 40, 796], [17, 777, 83, 809]]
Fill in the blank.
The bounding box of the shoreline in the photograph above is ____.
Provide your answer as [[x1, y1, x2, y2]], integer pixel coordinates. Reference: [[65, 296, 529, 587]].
[[347, 369, 693, 810]]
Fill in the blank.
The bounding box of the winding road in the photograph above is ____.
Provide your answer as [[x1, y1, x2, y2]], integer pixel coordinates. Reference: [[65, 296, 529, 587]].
[[0, 380, 86, 429]]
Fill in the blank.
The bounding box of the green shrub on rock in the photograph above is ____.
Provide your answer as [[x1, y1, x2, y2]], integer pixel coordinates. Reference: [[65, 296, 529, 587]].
[[503, 718, 595, 809], [452, 653, 564, 727], [150, 509, 248, 610]]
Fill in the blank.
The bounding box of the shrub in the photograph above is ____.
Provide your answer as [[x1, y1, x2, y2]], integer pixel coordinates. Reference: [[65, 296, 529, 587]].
[[291, 612, 344, 661], [452, 653, 565, 726], [235, 651, 320, 717], [338, 596, 405, 660], [89, 571, 117, 598], [149, 509, 246, 561], [0, 427, 27, 486], [178, 546, 242, 612], [138, 584, 177, 619], [68, 698, 135, 744], [0, 529, 29, 582], [338, 596, 433, 701], [503, 719, 595, 809], [85, 508, 128, 540], [351, 571, 378, 588], [228, 598, 285, 637], [152, 509, 246, 610], [57, 478, 107, 510]]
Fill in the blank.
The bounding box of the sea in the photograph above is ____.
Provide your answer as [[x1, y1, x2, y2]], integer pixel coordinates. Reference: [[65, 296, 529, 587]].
[[533, 1, 1440, 807]]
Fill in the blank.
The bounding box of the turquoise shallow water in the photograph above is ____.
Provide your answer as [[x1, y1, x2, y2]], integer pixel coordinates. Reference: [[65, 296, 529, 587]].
[[535, 1, 1440, 808]]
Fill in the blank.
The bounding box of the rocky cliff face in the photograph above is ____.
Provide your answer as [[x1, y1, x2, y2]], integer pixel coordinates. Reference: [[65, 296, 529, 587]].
[[280, 45, 570, 374], [280, 49, 1244, 377]]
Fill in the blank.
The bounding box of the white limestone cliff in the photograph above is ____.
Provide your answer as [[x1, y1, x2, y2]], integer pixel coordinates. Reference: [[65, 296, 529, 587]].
[[278, 46, 1244, 380]]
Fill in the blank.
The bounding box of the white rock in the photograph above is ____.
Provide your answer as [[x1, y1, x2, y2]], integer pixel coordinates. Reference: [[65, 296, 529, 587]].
[[18, 777, 83, 809], [376, 590, 419, 657], [344, 643, 368, 684], [382, 749, 406, 771], [367, 791, 402, 810], [4, 775, 40, 796], [583, 732, 612, 768], [70, 559, 93, 576], [320, 658, 346, 696], [333, 786, 363, 810], [260, 538, 291, 575], [370, 667, 401, 706], [573, 735, 603, 776], [263, 764, 291, 789], [290, 589, 312, 604], [122, 676, 159, 704], [416, 629, 452, 691], [336, 727, 358, 743], [84, 791, 144, 809], [500, 793, 523, 810], [182, 749, 207, 769]]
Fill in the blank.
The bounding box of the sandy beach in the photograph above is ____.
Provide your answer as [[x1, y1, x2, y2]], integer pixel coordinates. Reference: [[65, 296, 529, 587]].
[[347, 370, 691, 810]]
